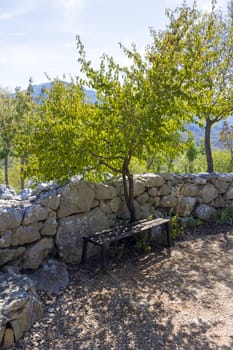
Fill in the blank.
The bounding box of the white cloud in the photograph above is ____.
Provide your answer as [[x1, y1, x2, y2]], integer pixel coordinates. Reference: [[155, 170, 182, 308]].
[[0, 0, 38, 21], [56, 0, 85, 11]]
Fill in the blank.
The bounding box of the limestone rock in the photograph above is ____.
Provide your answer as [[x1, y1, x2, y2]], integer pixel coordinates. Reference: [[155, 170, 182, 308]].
[[148, 196, 160, 207], [192, 177, 207, 185], [57, 180, 95, 218], [211, 196, 226, 208], [178, 197, 197, 217], [183, 184, 200, 197], [32, 181, 58, 196], [36, 190, 60, 210], [140, 174, 164, 187], [159, 184, 171, 196], [100, 201, 112, 214], [56, 207, 109, 263], [135, 203, 150, 220], [148, 187, 159, 197], [136, 192, 149, 204], [0, 247, 25, 267], [11, 225, 41, 246], [133, 179, 145, 197], [40, 210, 57, 236], [23, 204, 49, 225], [0, 271, 43, 346], [108, 197, 121, 213], [27, 259, 69, 293], [0, 230, 12, 248], [0, 206, 24, 231], [117, 203, 131, 220], [201, 184, 218, 204], [213, 179, 229, 194], [2, 327, 15, 348], [95, 183, 117, 200], [17, 188, 33, 200], [194, 204, 216, 222], [0, 185, 16, 200], [160, 194, 177, 208], [224, 186, 233, 200], [22, 238, 54, 270]]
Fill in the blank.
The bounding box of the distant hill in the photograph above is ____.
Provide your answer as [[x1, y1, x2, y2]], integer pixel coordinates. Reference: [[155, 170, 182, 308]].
[[32, 82, 97, 103], [186, 116, 233, 149], [31, 82, 232, 149]]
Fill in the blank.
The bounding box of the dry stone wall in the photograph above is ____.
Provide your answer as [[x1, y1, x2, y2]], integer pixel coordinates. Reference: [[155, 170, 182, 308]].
[[1, 173, 233, 347], [1, 173, 233, 270]]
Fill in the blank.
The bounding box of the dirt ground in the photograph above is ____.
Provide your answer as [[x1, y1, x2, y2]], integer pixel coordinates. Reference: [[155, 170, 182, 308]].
[[12, 224, 233, 350]]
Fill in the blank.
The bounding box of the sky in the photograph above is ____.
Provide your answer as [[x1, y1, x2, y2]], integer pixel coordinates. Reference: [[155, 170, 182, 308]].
[[0, 0, 229, 91]]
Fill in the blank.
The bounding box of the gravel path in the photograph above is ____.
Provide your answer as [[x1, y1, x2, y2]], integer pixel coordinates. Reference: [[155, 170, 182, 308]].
[[10, 226, 233, 350]]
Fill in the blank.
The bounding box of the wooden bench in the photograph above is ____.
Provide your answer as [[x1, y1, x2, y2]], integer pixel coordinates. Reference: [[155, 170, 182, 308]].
[[80, 218, 171, 268]]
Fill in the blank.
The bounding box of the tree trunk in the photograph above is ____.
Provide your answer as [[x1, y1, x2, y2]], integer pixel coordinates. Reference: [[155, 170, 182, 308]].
[[122, 161, 136, 222], [205, 117, 214, 173], [4, 154, 9, 185], [20, 156, 25, 190]]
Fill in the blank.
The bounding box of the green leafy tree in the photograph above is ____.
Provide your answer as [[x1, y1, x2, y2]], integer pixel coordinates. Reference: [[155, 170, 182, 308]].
[[186, 136, 198, 173], [175, 0, 233, 172], [13, 79, 36, 189], [220, 121, 233, 171], [27, 39, 191, 221], [0, 89, 17, 185], [25, 79, 96, 183]]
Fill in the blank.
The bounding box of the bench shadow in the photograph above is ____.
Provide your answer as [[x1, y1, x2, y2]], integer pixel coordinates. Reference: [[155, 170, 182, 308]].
[[18, 228, 233, 350]]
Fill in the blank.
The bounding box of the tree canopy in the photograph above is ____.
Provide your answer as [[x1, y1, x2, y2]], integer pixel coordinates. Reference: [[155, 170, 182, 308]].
[[13, 0, 233, 218]]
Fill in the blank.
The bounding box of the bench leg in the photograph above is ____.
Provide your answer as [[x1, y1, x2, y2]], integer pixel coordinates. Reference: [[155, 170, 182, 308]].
[[100, 243, 107, 269], [81, 238, 88, 264], [164, 222, 172, 247]]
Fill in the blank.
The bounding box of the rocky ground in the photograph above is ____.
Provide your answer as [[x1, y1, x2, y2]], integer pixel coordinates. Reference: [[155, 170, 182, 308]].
[[9, 224, 233, 350]]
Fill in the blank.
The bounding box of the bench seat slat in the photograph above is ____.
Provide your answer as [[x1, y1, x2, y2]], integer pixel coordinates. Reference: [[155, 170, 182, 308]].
[[83, 218, 170, 246]]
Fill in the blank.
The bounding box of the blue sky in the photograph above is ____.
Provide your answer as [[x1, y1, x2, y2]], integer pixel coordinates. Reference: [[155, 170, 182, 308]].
[[0, 0, 229, 91]]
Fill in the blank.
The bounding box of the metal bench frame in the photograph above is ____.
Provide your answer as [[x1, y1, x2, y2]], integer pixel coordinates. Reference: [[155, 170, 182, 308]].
[[81, 218, 171, 268]]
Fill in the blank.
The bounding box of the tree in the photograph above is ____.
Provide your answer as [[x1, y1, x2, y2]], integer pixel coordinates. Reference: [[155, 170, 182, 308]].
[[220, 121, 233, 171], [26, 26, 193, 221], [13, 79, 36, 189], [173, 0, 233, 172], [0, 89, 16, 185], [25, 79, 96, 183]]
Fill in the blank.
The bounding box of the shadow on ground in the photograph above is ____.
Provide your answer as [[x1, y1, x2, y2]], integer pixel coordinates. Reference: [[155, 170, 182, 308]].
[[16, 225, 233, 350]]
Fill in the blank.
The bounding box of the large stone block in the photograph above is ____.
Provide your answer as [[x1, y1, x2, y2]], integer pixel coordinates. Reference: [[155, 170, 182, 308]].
[[0, 271, 43, 347], [224, 186, 233, 200], [0, 247, 25, 267], [94, 183, 117, 200], [140, 174, 164, 187], [178, 197, 197, 217], [22, 238, 54, 270], [201, 184, 218, 204], [136, 192, 149, 204], [159, 184, 171, 196], [194, 204, 216, 222], [57, 180, 95, 218], [183, 184, 200, 197], [23, 205, 49, 225], [212, 179, 229, 194], [148, 187, 159, 197], [0, 206, 24, 231], [11, 225, 41, 246], [40, 210, 57, 236], [36, 189, 60, 210], [0, 231, 12, 248], [56, 207, 109, 263], [160, 194, 177, 208]]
